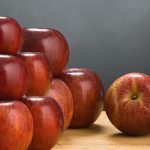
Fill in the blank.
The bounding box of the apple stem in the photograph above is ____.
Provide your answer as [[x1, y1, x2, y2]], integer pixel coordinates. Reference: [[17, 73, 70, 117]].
[[132, 95, 138, 100]]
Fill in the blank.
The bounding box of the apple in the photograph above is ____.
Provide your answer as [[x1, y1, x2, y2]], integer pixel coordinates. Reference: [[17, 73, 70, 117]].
[[21, 96, 64, 150], [0, 100, 33, 150], [44, 79, 73, 130], [59, 68, 104, 128], [104, 73, 150, 136], [18, 52, 52, 96], [0, 55, 27, 100], [21, 28, 69, 76], [0, 17, 22, 54]]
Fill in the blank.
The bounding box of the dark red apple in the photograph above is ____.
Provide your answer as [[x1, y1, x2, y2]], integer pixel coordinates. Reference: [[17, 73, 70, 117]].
[[59, 68, 104, 128], [0, 55, 27, 100], [0, 100, 33, 150], [18, 52, 52, 96], [105, 73, 150, 136], [44, 79, 73, 130], [22, 96, 64, 150], [21, 28, 69, 76], [0, 17, 22, 54]]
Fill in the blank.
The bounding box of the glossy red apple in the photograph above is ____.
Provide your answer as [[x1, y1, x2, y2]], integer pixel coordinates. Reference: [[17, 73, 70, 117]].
[[0, 55, 27, 100], [59, 68, 104, 128], [0, 17, 22, 54], [18, 52, 52, 96], [105, 73, 150, 136], [22, 96, 64, 150], [44, 79, 73, 130], [21, 28, 69, 76], [0, 101, 33, 150]]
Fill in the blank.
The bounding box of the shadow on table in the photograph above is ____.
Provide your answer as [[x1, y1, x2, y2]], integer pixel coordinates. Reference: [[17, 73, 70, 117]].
[[66, 123, 106, 136], [108, 132, 150, 146], [57, 124, 106, 146], [56, 123, 106, 147]]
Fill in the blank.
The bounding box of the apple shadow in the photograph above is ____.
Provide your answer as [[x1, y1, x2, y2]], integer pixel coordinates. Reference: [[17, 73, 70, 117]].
[[56, 124, 106, 147], [68, 123, 106, 137], [86, 124, 105, 134], [108, 132, 150, 146]]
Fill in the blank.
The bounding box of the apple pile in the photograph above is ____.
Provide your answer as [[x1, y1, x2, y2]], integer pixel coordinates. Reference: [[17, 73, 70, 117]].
[[0, 16, 104, 150], [1, 16, 149, 150]]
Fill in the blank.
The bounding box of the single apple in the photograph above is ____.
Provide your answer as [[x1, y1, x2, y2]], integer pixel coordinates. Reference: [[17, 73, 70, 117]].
[[59, 68, 104, 128], [44, 79, 73, 130], [22, 96, 64, 150], [0, 55, 27, 100], [18, 52, 52, 96], [21, 28, 69, 76], [0, 17, 22, 54], [0, 100, 33, 150], [104, 73, 150, 136]]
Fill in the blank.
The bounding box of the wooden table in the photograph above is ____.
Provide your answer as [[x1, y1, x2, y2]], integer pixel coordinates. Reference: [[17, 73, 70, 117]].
[[53, 112, 150, 150]]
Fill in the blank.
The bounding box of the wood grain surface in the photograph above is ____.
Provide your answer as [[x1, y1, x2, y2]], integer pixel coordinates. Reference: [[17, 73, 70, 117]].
[[53, 111, 150, 150]]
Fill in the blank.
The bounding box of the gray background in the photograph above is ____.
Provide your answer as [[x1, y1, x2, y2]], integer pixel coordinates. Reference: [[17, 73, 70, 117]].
[[0, 0, 149, 89]]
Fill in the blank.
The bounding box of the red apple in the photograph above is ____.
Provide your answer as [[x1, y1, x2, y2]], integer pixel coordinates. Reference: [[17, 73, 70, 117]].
[[104, 73, 150, 135], [21, 28, 69, 76], [44, 79, 73, 130], [18, 52, 52, 96], [0, 101, 33, 150], [0, 17, 22, 54], [59, 68, 104, 128], [0, 55, 27, 100], [22, 96, 64, 150]]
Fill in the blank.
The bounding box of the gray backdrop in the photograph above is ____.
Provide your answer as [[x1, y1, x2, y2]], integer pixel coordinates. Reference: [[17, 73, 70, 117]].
[[0, 0, 149, 89]]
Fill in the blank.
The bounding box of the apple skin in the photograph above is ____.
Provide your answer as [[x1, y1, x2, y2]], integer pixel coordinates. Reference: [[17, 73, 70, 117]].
[[21, 28, 69, 76], [104, 73, 150, 136], [59, 68, 104, 128], [0, 101, 33, 150], [44, 79, 73, 130], [21, 96, 64, 150], [0, 55, 27, 100], [18, 52, 52, 96], [0, 17, 22, 54]]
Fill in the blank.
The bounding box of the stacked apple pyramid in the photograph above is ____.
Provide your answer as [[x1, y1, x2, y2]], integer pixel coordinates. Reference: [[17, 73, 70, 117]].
[[0, 16, 150, 150], [0, 17, 104, 150]]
